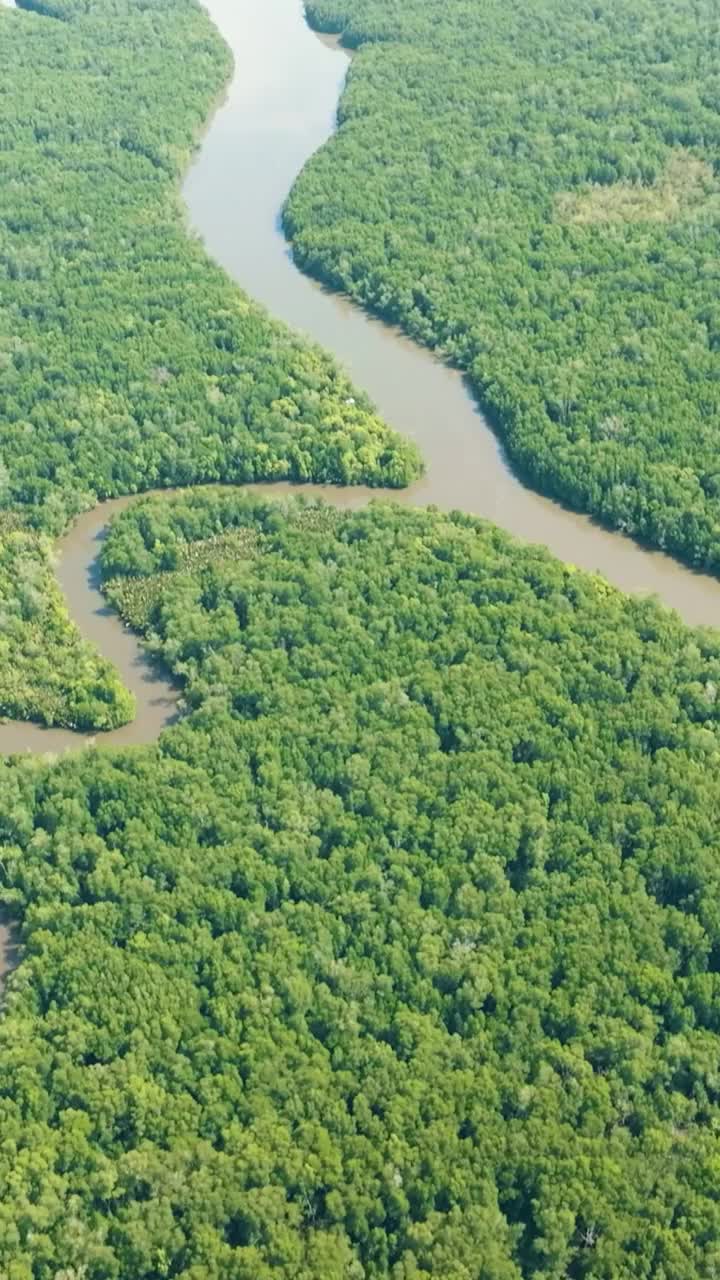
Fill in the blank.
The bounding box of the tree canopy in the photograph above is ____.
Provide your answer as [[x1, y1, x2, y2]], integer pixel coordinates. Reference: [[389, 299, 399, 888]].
[[2, 492, 720, 1275], [285, 0, 720, 570], [0, 0, 419, 727], [0, 0, 419, 534], [3, 0, 720, 1270]]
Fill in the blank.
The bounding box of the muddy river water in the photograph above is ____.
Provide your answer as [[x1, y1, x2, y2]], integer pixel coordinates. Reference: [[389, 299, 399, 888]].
[[1, 0, 720, 756]]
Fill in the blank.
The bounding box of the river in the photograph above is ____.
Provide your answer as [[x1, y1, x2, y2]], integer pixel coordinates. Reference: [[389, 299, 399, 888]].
[[1, 0, 720, 758]]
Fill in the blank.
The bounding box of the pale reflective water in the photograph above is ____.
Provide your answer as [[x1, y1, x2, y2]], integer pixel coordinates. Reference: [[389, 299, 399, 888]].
[[1, 0, 719, 756]]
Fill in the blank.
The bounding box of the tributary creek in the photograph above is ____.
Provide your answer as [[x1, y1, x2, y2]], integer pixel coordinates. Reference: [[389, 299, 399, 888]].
[[1, 0, 720, 757]]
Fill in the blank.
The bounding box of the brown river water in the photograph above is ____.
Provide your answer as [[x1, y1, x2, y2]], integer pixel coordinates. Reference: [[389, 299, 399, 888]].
[[1, 0, 720, 759]]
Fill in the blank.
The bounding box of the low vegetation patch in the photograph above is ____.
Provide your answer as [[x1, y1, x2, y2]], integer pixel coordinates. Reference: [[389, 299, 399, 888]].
[[556, 150, 720, 225]]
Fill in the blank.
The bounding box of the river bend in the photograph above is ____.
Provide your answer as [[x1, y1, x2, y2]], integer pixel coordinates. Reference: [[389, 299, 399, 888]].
[[1, 0, 720, 756]]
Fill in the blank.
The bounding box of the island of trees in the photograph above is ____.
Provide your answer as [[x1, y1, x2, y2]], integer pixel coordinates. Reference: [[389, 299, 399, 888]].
[[285, 0, 720, 571]]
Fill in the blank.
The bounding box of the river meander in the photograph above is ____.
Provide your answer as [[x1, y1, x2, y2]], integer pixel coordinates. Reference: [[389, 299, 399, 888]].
[[1, 0, 720, 757]]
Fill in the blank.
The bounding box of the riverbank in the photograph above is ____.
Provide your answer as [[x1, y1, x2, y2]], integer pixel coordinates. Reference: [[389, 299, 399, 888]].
[[183, 0, 720, 619], [2, 0, 720, 757]]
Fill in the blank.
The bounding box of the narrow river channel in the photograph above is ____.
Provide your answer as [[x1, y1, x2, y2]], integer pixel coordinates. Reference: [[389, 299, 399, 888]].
[[1, 0, 720, 757]]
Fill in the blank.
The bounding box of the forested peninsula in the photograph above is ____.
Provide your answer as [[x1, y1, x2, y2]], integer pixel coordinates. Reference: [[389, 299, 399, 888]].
[[0, 514, 134, 729], [0, 0, 418, 727], [285, 0, 720, 571], [3, 491, 720, 1275]]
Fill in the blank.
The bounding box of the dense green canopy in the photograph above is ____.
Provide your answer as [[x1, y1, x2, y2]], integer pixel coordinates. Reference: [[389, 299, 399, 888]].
[[2, 492, 720, 1275], [0, 0, 419, 726], [285, 0, 720, 570], [3, 0, 720, 1271], [0, 0, 418, 533], [0, 514, 134, 728]]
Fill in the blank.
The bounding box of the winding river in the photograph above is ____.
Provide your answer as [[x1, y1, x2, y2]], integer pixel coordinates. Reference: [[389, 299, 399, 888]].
[[2, 0, 720, 757]]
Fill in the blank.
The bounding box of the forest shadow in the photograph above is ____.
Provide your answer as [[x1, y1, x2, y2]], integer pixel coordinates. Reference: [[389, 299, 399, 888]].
[[0, 906, 22, 995]]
